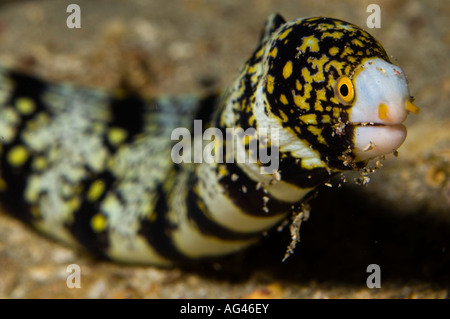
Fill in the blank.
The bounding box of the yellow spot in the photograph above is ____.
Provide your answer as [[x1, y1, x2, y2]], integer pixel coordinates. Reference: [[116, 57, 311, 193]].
[[32, 156, 48, 171], [344, 65, 351, 75], [378, 103, 388, 120], [268, 47, 278, 58], [91, 213, 108, 232], [321, 31, 343, 39], [347, 56, 357, 63], [301, 68, 313, 83], [303, 83, 312, 99], [266, 75, 274, 94], [308, 126, 322, 135], [243, 134, 253, 146], [292, 83, 312, 111], [325, 60, 344, 76], [108, 127, 128, 146], [405, 100, 420, 114], [279, 94, 288, 105], [308, 126, 327, 145], [218, 164, 228, 178], [352, 39, 364, 47], [241, 99, 247, 111], [295, 80, 302, 91], [250, 76, 258, 87], [248, 114, 256, 126], [329, 47, 339, 56], [333, 107, 341, 118], [282, 61, 293, 79], [245, 100, 252, 112], [278, 109, 289, 122], [315, 23, 334, 31], [7, 145, 29, 167], [296, 36, 319, 56], [330, 96, 340, 105], [322, 114, 331, 123], [248, 65, 256, 75], [316, 88, 327, 102], [238, 79, 245, 96], [278, 28, 292, 40], [309, 55, 328, 82], [254, 47, 264, 59], [293, 93, 308, 110], [15, 97, 36, 115], [314, 101, 324, 112], [87, 179, 105, 202], [340, 46, 354, 58], [299, 114, 317, 125], [0, 178, 7, 191]]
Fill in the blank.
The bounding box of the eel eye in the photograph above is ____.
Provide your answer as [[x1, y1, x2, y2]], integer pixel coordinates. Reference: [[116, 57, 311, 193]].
[[336, 76, 355, 104]]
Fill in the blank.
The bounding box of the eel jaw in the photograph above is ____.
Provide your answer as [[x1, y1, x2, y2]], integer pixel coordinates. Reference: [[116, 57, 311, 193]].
[[353, 122, 407, 161], [349, 58, 420, 162]]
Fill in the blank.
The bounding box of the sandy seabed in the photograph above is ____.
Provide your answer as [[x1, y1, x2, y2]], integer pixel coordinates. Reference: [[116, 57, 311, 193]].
[[0, 0, 448, 298]]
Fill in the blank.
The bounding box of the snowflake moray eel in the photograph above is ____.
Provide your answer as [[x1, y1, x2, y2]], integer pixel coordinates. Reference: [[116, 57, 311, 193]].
[[0, 14, 419, 266]]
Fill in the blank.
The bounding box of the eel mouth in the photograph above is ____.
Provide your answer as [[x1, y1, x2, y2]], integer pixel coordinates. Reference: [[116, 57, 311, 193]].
[[352, 122, 404, 127], [352, 122, 407, 161], [350, 100, 420, 162]]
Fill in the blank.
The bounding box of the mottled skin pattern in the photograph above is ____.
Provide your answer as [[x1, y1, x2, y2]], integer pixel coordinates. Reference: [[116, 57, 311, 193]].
[[0, 14, 405, 266], [219, 15, 389, 171]]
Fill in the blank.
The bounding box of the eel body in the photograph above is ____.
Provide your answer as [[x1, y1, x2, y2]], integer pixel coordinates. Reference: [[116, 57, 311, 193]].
[[0, 14, 419, 266]]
